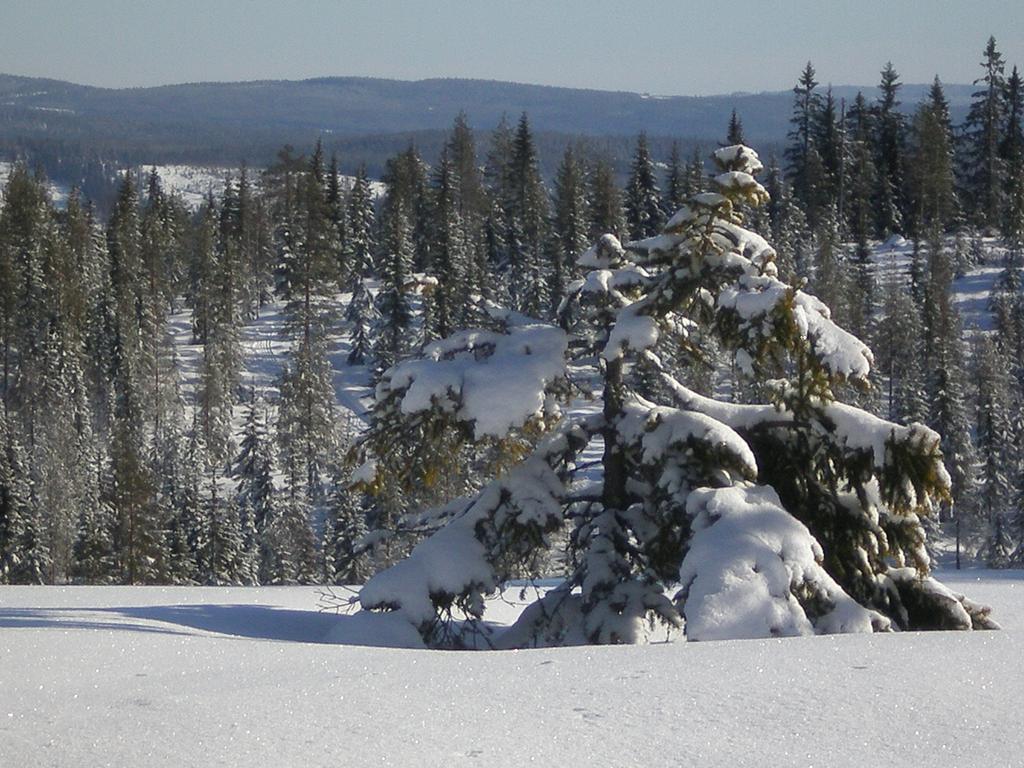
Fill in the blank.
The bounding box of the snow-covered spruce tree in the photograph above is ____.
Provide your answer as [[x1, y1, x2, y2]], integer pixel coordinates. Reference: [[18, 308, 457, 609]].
[[973, 335, 1015, 567], [355, 144, 995, 647], [625, 132, 664, 241], [323, 471, 371, 584]]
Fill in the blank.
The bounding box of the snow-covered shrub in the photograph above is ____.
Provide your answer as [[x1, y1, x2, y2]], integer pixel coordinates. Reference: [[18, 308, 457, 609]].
[[356, 145, 997, 647]]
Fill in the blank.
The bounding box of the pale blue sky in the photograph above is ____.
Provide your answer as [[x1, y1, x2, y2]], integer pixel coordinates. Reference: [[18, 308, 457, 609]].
[[1, 0, 1022, 95]]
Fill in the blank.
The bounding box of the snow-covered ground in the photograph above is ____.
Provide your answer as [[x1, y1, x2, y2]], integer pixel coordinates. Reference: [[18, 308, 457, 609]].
[[0, 569, 1020, 767], [127, 165, 387, 210], [0, 160, 70, 207], [167, 294, 374, 443], [871, 233, 1006, 332], [135, 165, 237, 210]]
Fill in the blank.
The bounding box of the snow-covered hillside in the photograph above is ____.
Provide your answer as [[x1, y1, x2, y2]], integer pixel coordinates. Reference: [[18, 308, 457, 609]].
[[871, 233, 1007, 332], [167, 294, 374, 435], [0, 569, 1020, 767], [128, 165, 387, 209]]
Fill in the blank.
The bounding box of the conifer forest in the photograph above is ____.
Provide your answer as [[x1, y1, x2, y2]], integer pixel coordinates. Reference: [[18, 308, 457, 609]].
[[10, 3, 1024, 762], [0, 38, 1022, 646]]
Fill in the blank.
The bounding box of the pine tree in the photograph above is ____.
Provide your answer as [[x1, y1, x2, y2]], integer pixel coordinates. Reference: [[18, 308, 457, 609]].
[[1003, 66, 1024, 246], [267, 433, 319, 584], [961, 36, 1007, 230], [874, 264, 928, 425], [344, 165, 377, 285], [551, 145, 590, 312], [277, 329, 338, 505], [927, 298, 977, 541], [345, 277, 377, 366], [683, 148, 706, 198], [845, 92, 878, 254], [624, 132, 664, 240], [357, 144, 993, 647], [326, 153, 346, 279], [726, 110, 745, 145], [0, 411, 48, 583], [192, 195, 242, 464], [907, 77, 958, 234], [197, 464, 247, 585], [786, 62, 823, 218], [380, 146, 431, 274], [426, 148, 469, 337], [375, 202, 415, 368], [449, 112, 488, 223], [813, 88, 843, 220], [872, 62, 907, 237], [72, 442, 117, 583], [662, 142, 687, 216], [973, 335, 1014, 566], [159, 415, 198, 584], [505, 113, 550, 317], [588, 157, 625, 241], [323, 473, 370, 584], [106, 173, 168, 583], [234, 393, 274, 582], [279, 152, 337, 345]]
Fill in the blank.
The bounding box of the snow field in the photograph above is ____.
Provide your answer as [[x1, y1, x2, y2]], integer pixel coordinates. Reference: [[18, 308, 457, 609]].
[[0, 569, 1020, 768]]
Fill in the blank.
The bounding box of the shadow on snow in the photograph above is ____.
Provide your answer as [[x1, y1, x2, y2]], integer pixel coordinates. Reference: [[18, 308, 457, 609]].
[[0, 603, 421, 648]]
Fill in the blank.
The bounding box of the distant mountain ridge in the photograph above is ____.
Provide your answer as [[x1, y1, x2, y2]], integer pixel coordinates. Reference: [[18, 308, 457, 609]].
[[0, 73, 976, 208], [0, 72, 974, 145]]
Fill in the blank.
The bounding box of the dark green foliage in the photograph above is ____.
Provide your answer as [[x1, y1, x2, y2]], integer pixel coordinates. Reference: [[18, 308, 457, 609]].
[[624, 133, 664, 240], [961, 37, 1007, 230]]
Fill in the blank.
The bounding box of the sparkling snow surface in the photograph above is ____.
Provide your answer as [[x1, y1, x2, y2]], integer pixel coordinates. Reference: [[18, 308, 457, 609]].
[[1, 571, 1021, 767]]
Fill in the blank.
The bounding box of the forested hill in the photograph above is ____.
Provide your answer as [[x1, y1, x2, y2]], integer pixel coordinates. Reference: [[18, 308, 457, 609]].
[[0, 72, 973, 169]]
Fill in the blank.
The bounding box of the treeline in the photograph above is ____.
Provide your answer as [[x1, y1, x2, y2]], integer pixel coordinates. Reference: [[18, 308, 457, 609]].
[[1, 37, 1024, 585], [752, 37, 1024, 566], [3, 125, 727, 220]]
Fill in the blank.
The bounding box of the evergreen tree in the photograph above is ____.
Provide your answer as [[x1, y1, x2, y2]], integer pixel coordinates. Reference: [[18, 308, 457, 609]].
[[197, 464, 248, 585], [874, 264, 928, 425], [845, 92, 878, 254], [375, 202, 415, 368], [277, 332, 337, 505], [551, 145, 590, 312], [506, 113, 550, 317], [907, 77, 958, 235], [624, 132, 664, 240], [380, 146, 431, 274], [0, 411, 48, 583], [662, 141, 687, 215], [426, 148, 469, 337], [345, 277, 377, 366], [344, 165, 377, 285], [961, 36, 1007, 230], [683, 148, 706, 198], [726, 110, 745, 145], [786, 62, 823, 219], [973, 335, 1014, 565], [279, 152, 337, 345], [588, 157, 625, 241], [358, 144, 993, 647], [323, 473, 370, 584], [872, 62, 907, 236], [106, 173, 168, 583], [814, 88, 844, 221], [1003, 66, 1024, 246], [72, 442, 117, 583], [266, 425, 319, 584]]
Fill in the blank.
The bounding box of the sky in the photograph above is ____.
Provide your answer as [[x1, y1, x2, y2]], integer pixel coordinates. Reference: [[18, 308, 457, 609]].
[[1, 0, 1022, 95]]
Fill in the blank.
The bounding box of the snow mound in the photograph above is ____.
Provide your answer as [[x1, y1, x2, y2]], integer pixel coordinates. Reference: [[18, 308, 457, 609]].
[[382, 324, 568, 439], [679, 484, 888, 640]]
